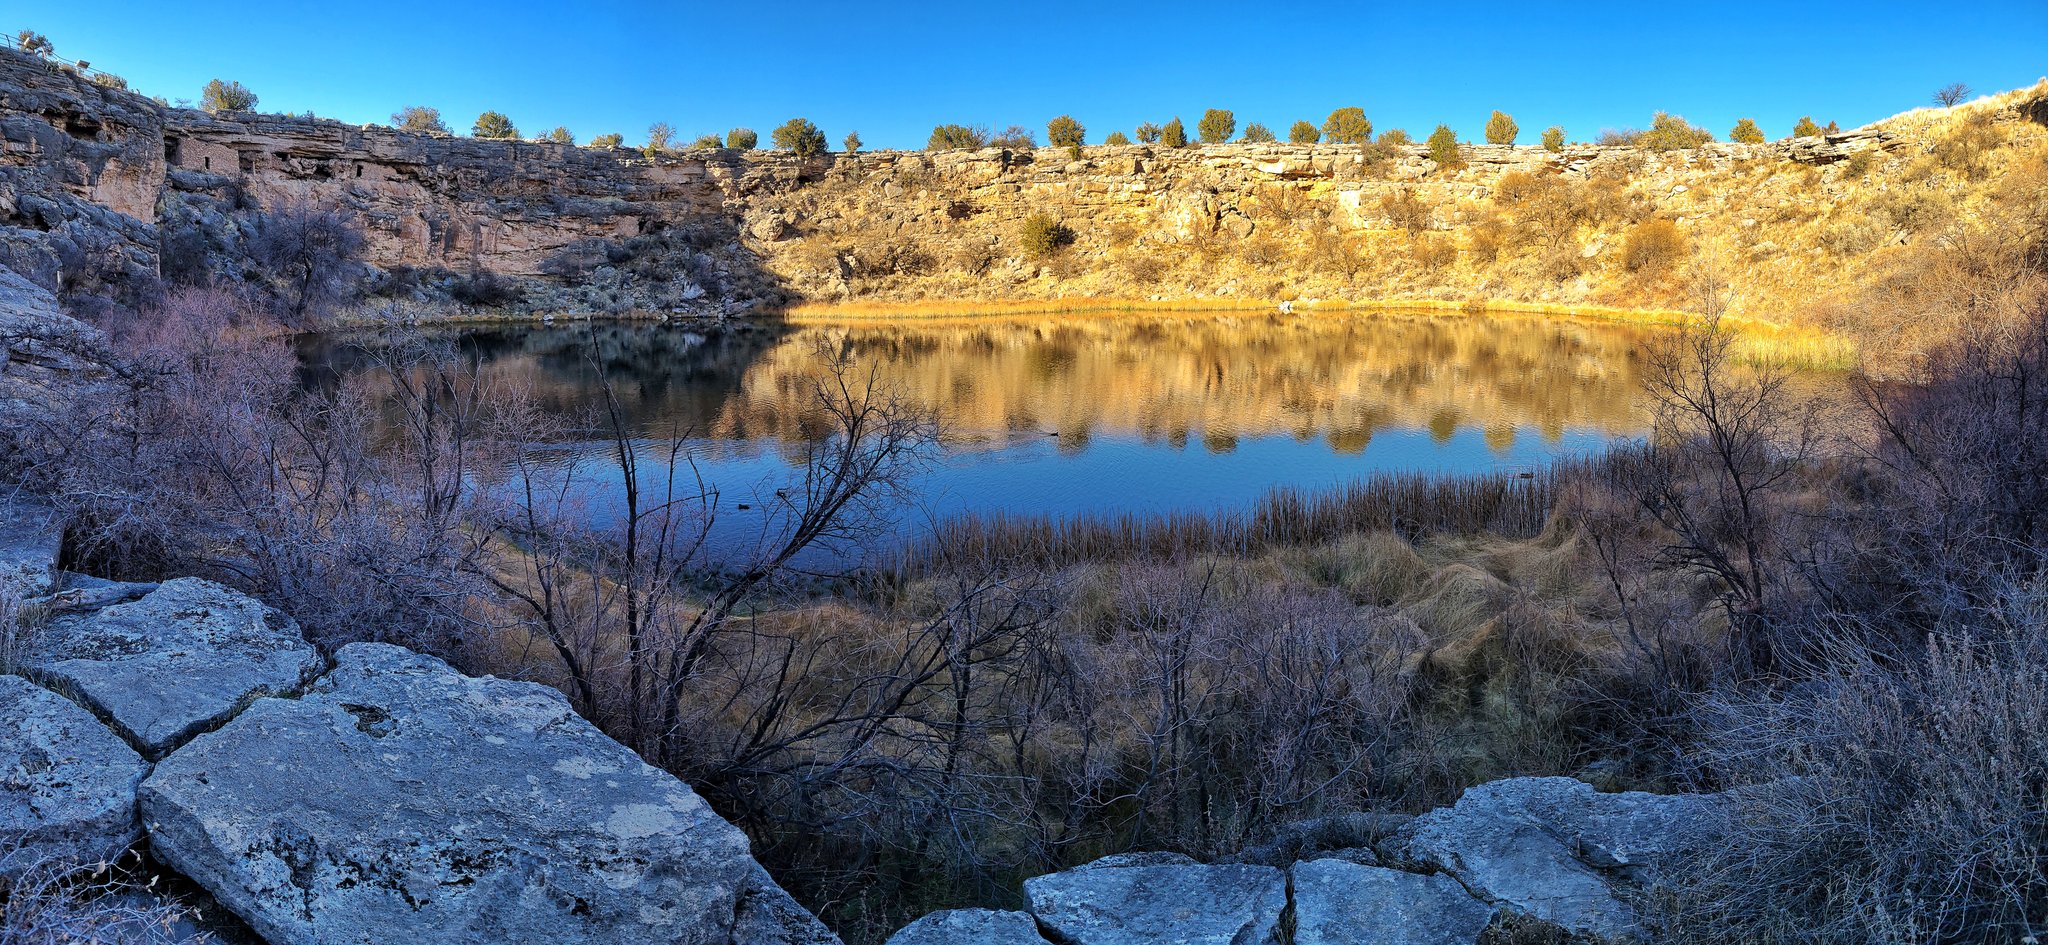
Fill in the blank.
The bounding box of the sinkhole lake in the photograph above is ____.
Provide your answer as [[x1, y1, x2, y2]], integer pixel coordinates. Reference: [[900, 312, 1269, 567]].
[[299, 309, 1656, 559]]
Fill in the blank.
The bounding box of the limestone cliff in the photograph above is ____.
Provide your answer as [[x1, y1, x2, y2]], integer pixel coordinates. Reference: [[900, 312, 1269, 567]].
[[2, 43, 2042, 331]]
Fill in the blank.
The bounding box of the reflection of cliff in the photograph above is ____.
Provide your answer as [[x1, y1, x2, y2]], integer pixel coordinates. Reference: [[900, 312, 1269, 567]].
[[310, 312, 1654, 457], [718, 312, 1652, 454]]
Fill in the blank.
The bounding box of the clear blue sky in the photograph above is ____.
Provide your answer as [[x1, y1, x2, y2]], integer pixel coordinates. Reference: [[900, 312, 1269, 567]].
[[16, 1, 2046, 149]]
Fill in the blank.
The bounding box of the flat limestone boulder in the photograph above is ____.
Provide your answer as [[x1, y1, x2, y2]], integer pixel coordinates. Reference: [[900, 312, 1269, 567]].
[[1023, 856, 1285, 945], [20, 577, 323, 756], [0, 674, 149, 873], [140, 643, 805, 945], [1399, 777, 1726, 940], [884, 909, 1046, 945], [1291, 858, 1496, 945]]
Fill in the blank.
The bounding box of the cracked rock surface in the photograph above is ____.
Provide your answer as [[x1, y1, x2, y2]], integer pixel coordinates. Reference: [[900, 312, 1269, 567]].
[[20, 577, 324, 757], [140, 643, 812, 945], [1023, 856, 1286, 945], [0, 674, 149, 873]]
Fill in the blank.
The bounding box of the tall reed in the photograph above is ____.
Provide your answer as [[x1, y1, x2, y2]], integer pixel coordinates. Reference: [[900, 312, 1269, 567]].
[[897, 461, 1591, 574]]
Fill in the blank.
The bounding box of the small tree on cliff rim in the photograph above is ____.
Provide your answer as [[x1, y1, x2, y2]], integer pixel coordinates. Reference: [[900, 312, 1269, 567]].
[[545, 126, 575, 146], [1541, 125, 1565, 152], [1240, 122, 1276, 143], [590, 133, 624, 149], [772, 118, 827, 158], [1792, 116, 1825, 138], [1047, 115, 1085, 153], [842, 130, 862, 152], [726, 127, 758, 150], [927, 123, 988, 150], [644, 122, 674, 157], [1103, 130, 1131, 146], [1322, 107, 1372, 145], [1198, 109, 1235, 144], [1289, 120, 1320, 144], [1933, 82, 1973, 107], [200, 79, 259, 113], [1729, 118, 1766, 144], [472, 111, 518, 139], [1427, 124, 1461, 168], [1135, 122, 1163, 144], [392, 106, 448, 135], [1161, 117, 1189, 148], [1484, 110, 1519, 145]]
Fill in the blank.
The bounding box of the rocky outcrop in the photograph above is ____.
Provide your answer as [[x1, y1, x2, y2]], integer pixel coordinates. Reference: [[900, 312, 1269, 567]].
[[0, 673, 149, 872], [883, 777, 1735, 945], [18, 577, 325, 757], [0, 262, 104, 417], [0, 491, 63, 598], [1398, 776, 1727, 939], [140, 642, 830, 945]]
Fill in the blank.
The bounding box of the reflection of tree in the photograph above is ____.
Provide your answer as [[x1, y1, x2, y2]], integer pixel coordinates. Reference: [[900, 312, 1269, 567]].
[[311, 311, 1655, 454]]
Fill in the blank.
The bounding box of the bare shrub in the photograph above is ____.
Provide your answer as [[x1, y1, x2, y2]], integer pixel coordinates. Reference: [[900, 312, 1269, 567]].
[[247, 200, 366, 324], [1621, 218, 1688, 274], [0, 849, 207, 944]]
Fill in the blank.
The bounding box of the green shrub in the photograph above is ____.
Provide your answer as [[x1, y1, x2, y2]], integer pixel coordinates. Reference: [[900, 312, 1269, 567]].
[[1379, 129, 1413, 146], [591, 133, 624, 149], [928, 123, 989, 150], [1289, 120, 1320, 144], [688, 133, 722, 149], [1104, 130, 1131, 145], [1484, 110, 1519, 145], [1792, 116, 1824, 138], [842, 130, 863, 152], [1323, 107, 1372, 144], [1640, 112, 1713, 151], [772, 118, 827, 158], [645, 122, 675, 156], [1198, 109, 1236, 144], [1047, 115, 1086, 149], [1135, 122, 1163, 144], [1019, 213, 1075, 258], [1541, 126, 1564, 152], [201, 79, 259, 113], [392, 106, 448, 135], [1729, 118, 1765, 144], [1241, 122, 1276, 143], [545, 126, 575, 145], [1427, 124, 1461, 167], [91, 73, 128, 90], [727, 127, 758, 149], [473, 111, 518, 139], [1162, 117, 1189, 148]]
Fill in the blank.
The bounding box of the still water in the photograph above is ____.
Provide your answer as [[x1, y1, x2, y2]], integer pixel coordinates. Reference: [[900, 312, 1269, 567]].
[[300, 310, 1654, 554]]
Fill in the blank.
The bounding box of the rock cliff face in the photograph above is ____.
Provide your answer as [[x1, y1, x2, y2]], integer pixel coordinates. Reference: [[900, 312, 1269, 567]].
[[4, 43, 1980, 321]]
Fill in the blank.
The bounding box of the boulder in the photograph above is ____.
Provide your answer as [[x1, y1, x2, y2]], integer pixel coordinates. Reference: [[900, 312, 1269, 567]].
[[1023, 856, 1285, 945], [0, 674, 149, 873], [1399, 777, 1726, 940], [0, 492, 62, 599], [1291, 858, 1496, 945], [141, 643, 822, 945], [20, 578, 324, 757], [884, 909, 1046, 945]]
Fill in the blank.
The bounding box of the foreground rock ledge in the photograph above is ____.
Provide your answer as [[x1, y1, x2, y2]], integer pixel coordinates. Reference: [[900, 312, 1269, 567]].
[[1022, 854, 1287, 945], [0, 674, 149, 873], [141, 643, 834, 945], [21, 577, 324, 757]]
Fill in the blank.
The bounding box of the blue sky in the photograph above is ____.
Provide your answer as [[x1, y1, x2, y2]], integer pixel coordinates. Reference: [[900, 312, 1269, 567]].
[[17, 1, 2047, 149]]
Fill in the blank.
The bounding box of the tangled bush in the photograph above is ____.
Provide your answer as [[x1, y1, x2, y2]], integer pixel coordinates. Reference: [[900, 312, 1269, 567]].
[[927, 123, 989, 150], [772, 118, 827, 158], [199, 79, 257, 113], [1621, 218, 1688, 273]]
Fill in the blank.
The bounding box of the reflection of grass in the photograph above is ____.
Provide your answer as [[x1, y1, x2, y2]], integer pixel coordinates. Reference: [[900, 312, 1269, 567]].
[[781, 296, 1860, 371]]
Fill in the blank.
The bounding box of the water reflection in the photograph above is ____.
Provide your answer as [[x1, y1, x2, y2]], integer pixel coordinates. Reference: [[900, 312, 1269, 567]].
[[299, 310, 1654, 535]]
